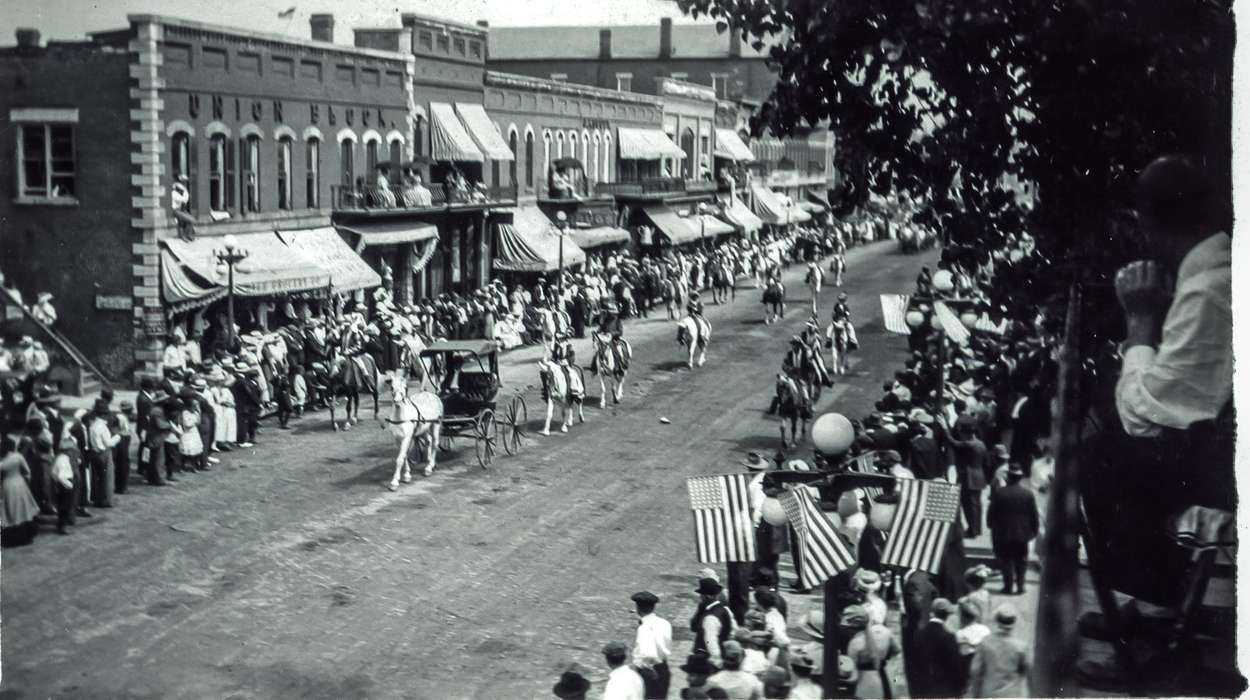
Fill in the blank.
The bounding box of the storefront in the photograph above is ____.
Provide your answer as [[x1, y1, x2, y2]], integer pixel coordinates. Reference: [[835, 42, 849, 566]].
[[492, 205, 587, 283]]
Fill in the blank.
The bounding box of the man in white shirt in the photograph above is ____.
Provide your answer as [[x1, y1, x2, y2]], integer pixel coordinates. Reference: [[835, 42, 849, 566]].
[[706, 641, 764, 700], [601, 641, 645, 700], [631, 591, 672, 699]]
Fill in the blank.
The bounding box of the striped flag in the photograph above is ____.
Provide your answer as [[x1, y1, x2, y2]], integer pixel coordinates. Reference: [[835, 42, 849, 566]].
[[779, 485, 855, 588], [933, 302, 971, 345], [880, 294, 911, 335], [975, 313, 1007, 336], [688, 474, 758, 563], [880, 478, 962, 574], [845, 452, 886, 500]]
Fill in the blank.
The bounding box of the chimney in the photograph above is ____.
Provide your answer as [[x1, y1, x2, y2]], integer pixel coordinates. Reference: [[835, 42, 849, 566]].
[[659, 17, 673, 59], [599, 29, 612, 60], [476, 20, 489, 29], [15, 28, 41, 49], [728, 25, 741, 58], [400, 13, 417, 28], [476, 21, 490, 60], [310, 14, 334, 43]]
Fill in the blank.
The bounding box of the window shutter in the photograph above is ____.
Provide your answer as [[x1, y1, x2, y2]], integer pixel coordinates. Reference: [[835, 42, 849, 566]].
[[225, 137, 237, 210]]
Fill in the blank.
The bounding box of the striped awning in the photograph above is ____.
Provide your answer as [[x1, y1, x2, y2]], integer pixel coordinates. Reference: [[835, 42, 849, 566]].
[[430, 102, 484, 162], [642, 204, 700, 246], [568, 226, 631, 250], [455, 103, 515, 161], [161, 232, 331, 311], [714, 128, 755, 162], [718, 195, 764, 234], [493, 206, 587, 272], [275, 227, 380, 293], [618, 127, 686, 161], [337, 221, 439, 247]]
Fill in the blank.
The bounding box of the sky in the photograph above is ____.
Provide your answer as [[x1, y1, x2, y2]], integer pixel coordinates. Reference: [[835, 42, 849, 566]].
[[1, 0, 712, 44]]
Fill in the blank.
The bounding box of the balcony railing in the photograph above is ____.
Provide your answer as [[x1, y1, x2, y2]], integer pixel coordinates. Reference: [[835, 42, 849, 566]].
[[332, 183, 517, 213], [594, 177, 690, 198]]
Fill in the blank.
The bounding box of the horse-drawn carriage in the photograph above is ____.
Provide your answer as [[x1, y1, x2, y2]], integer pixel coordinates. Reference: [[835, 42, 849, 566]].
[[417, 340, 528, 468]]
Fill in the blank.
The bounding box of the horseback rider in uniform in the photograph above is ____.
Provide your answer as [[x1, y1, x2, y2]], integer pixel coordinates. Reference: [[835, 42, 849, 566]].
[[831, 292, 860, 350], [687, 290, 705, 322]]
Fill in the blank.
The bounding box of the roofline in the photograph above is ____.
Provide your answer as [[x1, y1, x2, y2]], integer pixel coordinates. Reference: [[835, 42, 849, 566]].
[[122, 14, 410, 63], [485, 70, 664, 107], [486, 55, 769, 63], [400, 11, 488, 37]]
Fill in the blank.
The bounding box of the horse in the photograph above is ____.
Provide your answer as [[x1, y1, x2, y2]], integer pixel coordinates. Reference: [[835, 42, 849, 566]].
[[326, 352, 379, 431], [827, 317, 857, 375], [829, 252, 847, 287], [537, 357, 585, 435], [676, 315, 711, 369], [762, 278, 786, 324], [383, 371, 444, 485], [804, 264, 824, 315], [775, 372, 814, 448], [710, 261, 736, 305], [590, 332, 632, 408]]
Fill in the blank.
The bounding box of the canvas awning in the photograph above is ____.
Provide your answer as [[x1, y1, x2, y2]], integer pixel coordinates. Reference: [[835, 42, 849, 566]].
[[751, 185, 810, 225], [493, 206, 587, 272], [568, 226, 631, 250], [455, 103, 515, 161], [798, 201, 825, 215], [337, 221, 439, 247], [642, 204, 700, 246], [688, 214, 735, 238], [275, 227, 380, 293], [805, 190, 830, 212], [430, 102, 484, 162], [617, 127, 686, 161], [717, 195, 764, 234], [713, 128, 755, 162], [161, 232, 330, 310]]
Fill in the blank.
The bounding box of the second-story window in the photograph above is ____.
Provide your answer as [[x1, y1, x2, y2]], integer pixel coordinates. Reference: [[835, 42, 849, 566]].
[[711, 74, 729, 99], [366, 139, 379, 180], [306, 137, 320, 208], [242, 135, 261, 212], [209, 134, 227, 212], [277, 136, 293, 210], [341, 139, 355, 187], [525, 131, 534, 187], [171, 131, 193, 210], [616, 73, 632, 92]]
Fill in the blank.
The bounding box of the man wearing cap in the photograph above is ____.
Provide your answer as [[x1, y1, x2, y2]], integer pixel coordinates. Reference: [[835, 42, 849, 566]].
[[602, 641, 645, 700], [85, 398, 121, 507], [936, 415, 988, 537], [232, 364, 262, 448], [966, 604, 1030, 697], [913, 598, 962, 698], [706, 640, 764, 700], [631, 591, 672, 699], [692, 578, 733, 669], [986, 465, 1038, 595], [908, 412, 941, 480], [787, 645, 824, 699]]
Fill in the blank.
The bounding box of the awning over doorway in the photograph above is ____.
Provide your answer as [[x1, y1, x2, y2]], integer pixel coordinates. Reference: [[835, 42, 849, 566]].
[[161, 231, 331, 311], [455, 103, 515, 161], [751, 186, 811, 225], [642, 204, 700, 246], [493, 206, 587, 272], [688, 213, 735, 238], [617, 127, 686, 160], [337, 221, 440, 247], [275, 227, 380, 293], [718, 195, 764, 235], [568, 226, 631, 250], [713, 129, 755, 162], [430, 102, 484, 162]]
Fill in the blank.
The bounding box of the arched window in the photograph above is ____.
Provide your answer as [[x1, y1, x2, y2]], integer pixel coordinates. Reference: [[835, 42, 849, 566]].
[[590, 132, 600, 185], [365, 139, 380, 179], [680, 127, 695, 178], [555, 131, 564, 159], [568, 133, 577, 162], [525, 130, 535, 188], [341, 139, 355, 187], [389, 140, 402, 174], [581, 130, 591, 170], [543, 130, 552, 180], [171, 131, 193, 210], [209, 134, 227, 212], [414, 116, 425, 157], [306, 137, 321, 209], [603, 134, 612, 183], [508, 129, 519, 185], [277, 136, 293, 210], [242, 134, 261, 212]]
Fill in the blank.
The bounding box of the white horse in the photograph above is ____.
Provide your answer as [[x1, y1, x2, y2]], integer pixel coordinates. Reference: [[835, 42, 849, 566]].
[[829, 252, 847, 287], [384, 371, 444, 486], [826, 318, 857, 375], [590, 332, 632, 407], [676, 315, 711, 369], [537, 358, 585, 435]]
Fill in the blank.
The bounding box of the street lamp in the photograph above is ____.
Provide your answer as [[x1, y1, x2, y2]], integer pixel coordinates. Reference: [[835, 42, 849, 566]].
[[555, 210, 568, 301], [697, 201, 709, 251], [214, 233, 249, 349]]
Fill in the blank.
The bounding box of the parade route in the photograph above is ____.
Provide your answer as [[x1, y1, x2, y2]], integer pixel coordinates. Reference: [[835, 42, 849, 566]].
[[2, 241, 938, 699]]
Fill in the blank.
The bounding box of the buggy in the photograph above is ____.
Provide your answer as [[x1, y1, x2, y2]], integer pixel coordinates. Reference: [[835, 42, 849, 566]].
[[417, 340, 528, 468]]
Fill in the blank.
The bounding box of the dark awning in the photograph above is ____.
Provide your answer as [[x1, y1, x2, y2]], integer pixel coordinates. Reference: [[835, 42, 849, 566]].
[[337, 221, 440, 247], [493, 206, 587, 272]]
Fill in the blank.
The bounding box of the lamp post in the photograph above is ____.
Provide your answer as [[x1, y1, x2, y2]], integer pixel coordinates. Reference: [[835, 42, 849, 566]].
[[697, 201, 709, 252], [214, 234, 249, 349], [555, 210, 568, 302]]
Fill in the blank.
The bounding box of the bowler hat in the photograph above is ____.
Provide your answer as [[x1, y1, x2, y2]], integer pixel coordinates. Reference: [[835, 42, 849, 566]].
[[630, 591, 659, 606], [680, 652, 715, 675], [1007, 463, 1026, 478], [92, 398, 111, 415], [994, 603, 1019, 628], [695, 578, 723, 596], [552, 671, 591, 699], [601, 641, 628, 657]]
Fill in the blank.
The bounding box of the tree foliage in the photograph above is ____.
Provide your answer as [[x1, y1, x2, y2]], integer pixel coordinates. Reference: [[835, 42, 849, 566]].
[[678, 0, 1232, 343]]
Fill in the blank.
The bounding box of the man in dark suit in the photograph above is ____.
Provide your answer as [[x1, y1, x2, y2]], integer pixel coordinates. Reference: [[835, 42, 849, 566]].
[[937, 415, 988, 537], [987, 465, 1039, 594], [232, 364, 263, 447], [901, 569, 940, 694], [908, 414, 941, 479], [914, 598, 964, 698]]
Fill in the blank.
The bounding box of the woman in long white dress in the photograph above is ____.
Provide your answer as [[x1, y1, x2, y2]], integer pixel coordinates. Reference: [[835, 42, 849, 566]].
[[211, 375, 238, 447]]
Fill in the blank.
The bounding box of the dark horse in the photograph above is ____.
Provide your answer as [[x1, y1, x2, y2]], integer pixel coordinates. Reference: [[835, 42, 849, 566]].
[[318, 351, 379, 431]]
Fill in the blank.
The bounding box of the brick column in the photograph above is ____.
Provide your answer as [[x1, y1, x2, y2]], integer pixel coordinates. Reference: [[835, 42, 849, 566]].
[[128, 19, 170, 382]]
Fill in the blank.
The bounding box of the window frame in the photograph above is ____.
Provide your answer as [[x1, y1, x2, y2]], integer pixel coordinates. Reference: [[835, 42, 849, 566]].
[[525, 130, 535, 188], [242, 134, 262, 213], [277, 136, 293, 210], [305, 137, 321, 209], [615, 73, 633, 92], [16, 122, 78, 203], [209, 133, 228, 212], [711, 73, 730, 99]]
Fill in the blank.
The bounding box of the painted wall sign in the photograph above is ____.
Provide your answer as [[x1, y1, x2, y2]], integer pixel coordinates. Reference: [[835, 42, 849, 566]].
[[95, 295, 132, 311]]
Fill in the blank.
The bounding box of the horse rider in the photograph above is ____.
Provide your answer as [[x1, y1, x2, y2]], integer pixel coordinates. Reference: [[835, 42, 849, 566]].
[[552, 330, 576, 367], [916, 266, 934, 297], [599, 300, 624, 337], [782, 336, 810, 379], [687, 290, 706, 323], [805, 260, 824, 314]]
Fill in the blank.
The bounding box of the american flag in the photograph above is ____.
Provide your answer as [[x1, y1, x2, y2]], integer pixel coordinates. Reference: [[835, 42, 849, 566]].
[[880, 478, 962, 574], [845, 452, 886, 500], [880, 294, 911, 335], [779, 485, 855, 588], [688, 474, 758, 563], [933, 302, 971, 345]]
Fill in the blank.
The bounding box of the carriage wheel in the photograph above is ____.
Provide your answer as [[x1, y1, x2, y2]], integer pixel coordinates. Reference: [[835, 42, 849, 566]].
[[502, 395, 528, 456], [475, 409, 496, 469]]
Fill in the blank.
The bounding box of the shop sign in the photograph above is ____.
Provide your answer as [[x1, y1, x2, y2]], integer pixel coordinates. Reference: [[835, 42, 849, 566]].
[[143, 310, 167, 337], [188, 93, 394, 129], [95, 294, 132, 311], [582, 118, 610, 131]]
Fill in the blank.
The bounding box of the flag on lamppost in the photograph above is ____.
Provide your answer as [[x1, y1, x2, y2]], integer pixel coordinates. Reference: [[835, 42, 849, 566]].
[[933, 301, 971, 345], [879, 478, 962, 574], [779, 485, 856, 589], [880, 294, 911, 335], [687, 474, 758, 563]]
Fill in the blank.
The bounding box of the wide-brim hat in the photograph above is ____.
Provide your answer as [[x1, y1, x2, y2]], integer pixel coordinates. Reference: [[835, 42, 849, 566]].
[[680, 653, 716, 675], [695, 577, 723, 596], [965, 564, 991, 583], [991, 444, 1010, 460], [1007, 464, 1026, 478], [994, 603, 1019, 629], [741, 451, 769, 471], [853, 568, 882, 593], [92, 398, 111, 415], [552, 671, 591, 699]]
